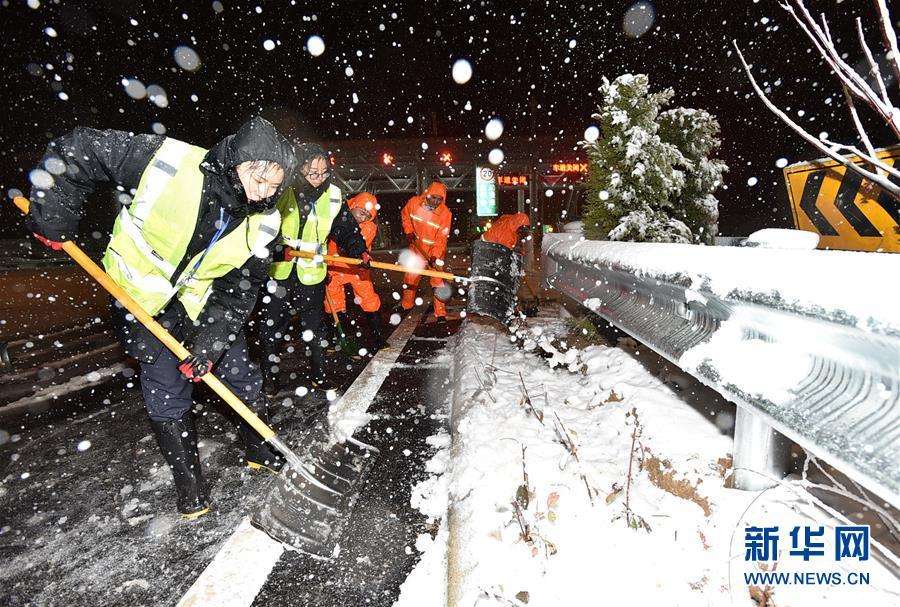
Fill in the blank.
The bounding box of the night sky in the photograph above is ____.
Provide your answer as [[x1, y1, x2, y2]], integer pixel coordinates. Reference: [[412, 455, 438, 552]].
[[0, 0, 894, 238]]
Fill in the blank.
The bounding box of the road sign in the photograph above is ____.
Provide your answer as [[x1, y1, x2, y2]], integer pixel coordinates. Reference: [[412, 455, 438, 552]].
[[476, 166, 498, 216], [784, 147, 900, 252]]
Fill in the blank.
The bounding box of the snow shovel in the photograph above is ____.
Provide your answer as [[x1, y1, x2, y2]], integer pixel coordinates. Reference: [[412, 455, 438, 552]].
[[12, 196, 376, 558], [324, 289, 360, 356], [290, 245, 523, 323]]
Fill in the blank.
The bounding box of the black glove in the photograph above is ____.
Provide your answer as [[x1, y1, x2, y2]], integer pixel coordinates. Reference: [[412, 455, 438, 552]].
[[178, 355, 213, 382], [359, 251, 372, 269]]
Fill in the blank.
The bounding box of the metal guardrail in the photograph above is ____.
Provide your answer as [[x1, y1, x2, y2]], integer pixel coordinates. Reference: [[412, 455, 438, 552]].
[[542, 233, 900, 506]]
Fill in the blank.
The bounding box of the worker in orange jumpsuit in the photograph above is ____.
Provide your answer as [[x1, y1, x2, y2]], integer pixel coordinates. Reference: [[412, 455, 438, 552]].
[[482, 212, 531, 251], [324, 192, 387, 351], [400, 181, 453, 322]]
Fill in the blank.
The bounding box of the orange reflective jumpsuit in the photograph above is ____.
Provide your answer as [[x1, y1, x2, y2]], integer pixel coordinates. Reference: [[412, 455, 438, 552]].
[[482, 212, 530, 250], [324, 192, 381, 314], [400, 182, 453, 318]]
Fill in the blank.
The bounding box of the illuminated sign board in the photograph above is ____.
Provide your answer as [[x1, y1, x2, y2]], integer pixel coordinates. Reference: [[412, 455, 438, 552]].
[[498, 174, 528, 186], [552, 162, 588, 173], [475, 166, 498, 217]]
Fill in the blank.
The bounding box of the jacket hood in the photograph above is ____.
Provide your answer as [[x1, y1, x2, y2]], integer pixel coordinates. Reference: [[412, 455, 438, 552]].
[[422, 181, 447, 206], [228, 116, 298, 177], [204, 117, 297, 188], [348, 192, 378, 218], [509, 212, 531, 230], [201, 117, 298, 216]]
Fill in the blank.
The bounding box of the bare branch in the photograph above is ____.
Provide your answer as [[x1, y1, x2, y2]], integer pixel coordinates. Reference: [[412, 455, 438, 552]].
[[841, 85, 880, 167], [874, 0, 900, 85], [733, 41, 900, 202], [780, 2, 866, 101], [856, 17, 891, 106], [819, 135, 900, 180], [787, 1, 871, 100], [784, 0, 900, 137]]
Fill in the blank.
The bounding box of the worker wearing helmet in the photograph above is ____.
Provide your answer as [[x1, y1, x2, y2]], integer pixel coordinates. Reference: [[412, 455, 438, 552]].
[[399, 181, 453, 322], [323, 192, 387, 352]]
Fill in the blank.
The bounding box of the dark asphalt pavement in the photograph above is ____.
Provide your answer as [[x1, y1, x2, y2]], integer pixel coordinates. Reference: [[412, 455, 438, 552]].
[[0, 305, 458, 607]]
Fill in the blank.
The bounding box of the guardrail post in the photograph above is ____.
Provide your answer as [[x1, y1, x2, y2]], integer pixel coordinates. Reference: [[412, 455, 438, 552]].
[[732, 406, 791, 491]]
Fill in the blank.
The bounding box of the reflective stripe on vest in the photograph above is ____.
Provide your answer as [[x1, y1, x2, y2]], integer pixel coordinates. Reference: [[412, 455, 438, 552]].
[[410, 213, 443, 230], [269, 183, 342, 285], [101, 137, 281, 320], [130, 139, 195, 226]]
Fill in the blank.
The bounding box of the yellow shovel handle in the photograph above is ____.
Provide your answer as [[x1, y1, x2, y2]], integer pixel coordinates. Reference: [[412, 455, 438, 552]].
[[289, 248, 461, 282], [13, 196, 275, 441]]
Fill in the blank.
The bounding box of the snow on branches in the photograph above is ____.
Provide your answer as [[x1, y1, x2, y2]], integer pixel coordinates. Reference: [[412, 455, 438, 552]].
[[733, 0, 900, 202], [580, 74, 727, 244]]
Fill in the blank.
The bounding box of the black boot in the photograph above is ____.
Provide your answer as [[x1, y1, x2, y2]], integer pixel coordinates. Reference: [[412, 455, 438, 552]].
[[363, 311, 388, 352], [261, 353, 279, 397], [236, 399, 285, 473], [309, 338, 328, 388], [262, 372, 278, 398], [150, 414, 210, 519]]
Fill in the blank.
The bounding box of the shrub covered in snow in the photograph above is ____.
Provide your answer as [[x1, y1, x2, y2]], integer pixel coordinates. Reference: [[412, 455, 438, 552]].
[[581, 74, 727, 244]]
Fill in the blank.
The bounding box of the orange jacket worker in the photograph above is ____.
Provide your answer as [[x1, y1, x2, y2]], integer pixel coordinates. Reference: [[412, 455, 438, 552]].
[[399, 182, 453, 321], [482, 212, 531, 250], [325, 192, 386, 351]]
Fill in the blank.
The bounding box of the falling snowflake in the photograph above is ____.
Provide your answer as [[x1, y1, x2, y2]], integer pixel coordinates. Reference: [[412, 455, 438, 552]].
[[451, 59, 472, 84], [307, 35, 325, 56]]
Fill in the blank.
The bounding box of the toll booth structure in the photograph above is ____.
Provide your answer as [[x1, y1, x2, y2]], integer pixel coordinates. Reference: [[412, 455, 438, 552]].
[[321, 136, 589, 257]]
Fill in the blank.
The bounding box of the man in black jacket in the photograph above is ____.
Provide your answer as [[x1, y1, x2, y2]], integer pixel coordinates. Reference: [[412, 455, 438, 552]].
[[259, 143, 368, 398], [27, 117, 297, 519]]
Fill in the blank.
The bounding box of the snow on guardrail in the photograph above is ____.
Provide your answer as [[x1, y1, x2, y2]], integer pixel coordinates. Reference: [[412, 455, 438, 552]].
[[542, 232, 900, 506]]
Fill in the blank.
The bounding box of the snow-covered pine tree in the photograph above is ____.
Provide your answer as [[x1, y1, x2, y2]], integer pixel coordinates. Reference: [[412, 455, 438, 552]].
[[581, 74, 727, 244], [658, 108, 728, 244]]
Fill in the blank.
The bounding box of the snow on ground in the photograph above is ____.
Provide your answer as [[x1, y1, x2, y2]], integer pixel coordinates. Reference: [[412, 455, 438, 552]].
[[395, 313, 900, 606]]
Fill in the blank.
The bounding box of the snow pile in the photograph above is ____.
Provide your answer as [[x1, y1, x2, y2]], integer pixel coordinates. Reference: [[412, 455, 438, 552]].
[[544, 234, 900, 335], [397, 316, 899, 606], [744, 228, 819, 250]]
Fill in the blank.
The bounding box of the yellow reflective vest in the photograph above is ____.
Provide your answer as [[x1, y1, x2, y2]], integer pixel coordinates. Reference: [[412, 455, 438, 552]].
[[268, 183, 342, 284], [101, 138, 281, 320]]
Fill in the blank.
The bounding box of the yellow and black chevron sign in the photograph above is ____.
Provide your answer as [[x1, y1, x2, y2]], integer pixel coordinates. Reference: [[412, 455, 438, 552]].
[[784, 146, 900, 253]]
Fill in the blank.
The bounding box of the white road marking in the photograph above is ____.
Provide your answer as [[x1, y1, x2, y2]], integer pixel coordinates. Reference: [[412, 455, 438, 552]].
[[390, 362, 450, 370], [176, 517, 283, 607], [176, 309, 424, 606], [328, 309, 423, 440]]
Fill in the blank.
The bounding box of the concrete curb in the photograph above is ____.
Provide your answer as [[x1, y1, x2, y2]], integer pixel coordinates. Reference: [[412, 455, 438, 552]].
[[445, 318, 467, 607]]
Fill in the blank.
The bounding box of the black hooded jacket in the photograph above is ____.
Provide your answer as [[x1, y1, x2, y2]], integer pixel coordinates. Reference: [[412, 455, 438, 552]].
[[27, 117, 298, 364], [270, 143, 367, 274]]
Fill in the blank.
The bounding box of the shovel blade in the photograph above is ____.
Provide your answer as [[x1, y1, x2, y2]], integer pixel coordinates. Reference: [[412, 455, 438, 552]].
[[251, 413, 379, 558], [467, 239, 523, 324]]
